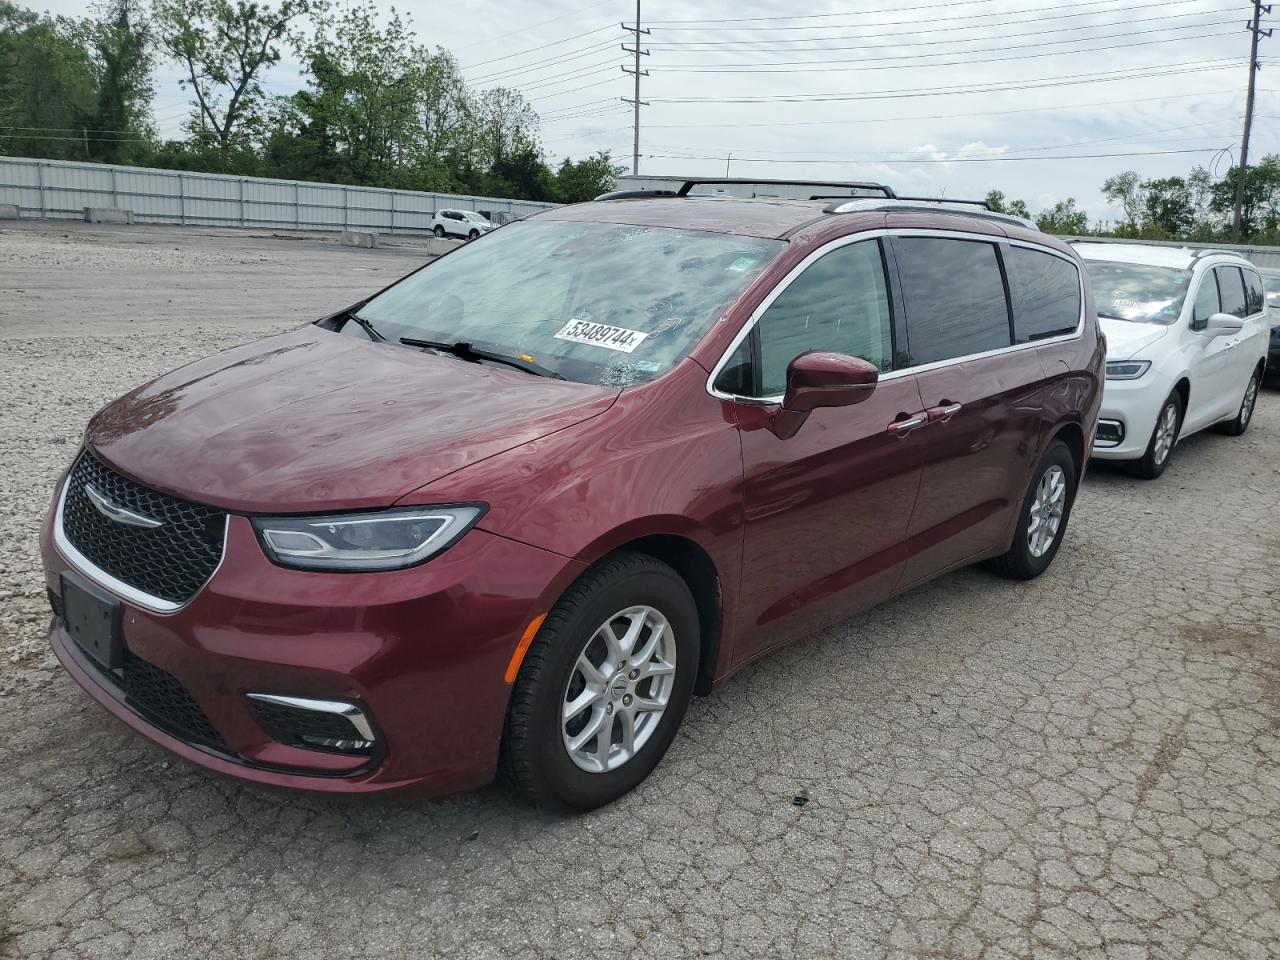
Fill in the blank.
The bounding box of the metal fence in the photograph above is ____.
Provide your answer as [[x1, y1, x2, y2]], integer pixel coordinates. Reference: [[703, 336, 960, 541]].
[[0, 156, 558, 233]]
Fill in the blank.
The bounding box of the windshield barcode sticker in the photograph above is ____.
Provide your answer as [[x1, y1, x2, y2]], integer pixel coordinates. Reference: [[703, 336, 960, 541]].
[[554, 320, 649, 353]]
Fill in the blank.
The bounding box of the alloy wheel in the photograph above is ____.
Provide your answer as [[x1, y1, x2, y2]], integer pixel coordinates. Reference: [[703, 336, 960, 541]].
[[1241, 374, 1259, 428], [561, 605, 676, 774], [1026, 464, 1067, 558], [1153, 402, 1178, 465]]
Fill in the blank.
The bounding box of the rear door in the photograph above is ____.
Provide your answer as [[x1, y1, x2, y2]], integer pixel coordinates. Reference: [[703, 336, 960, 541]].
[[723, 236, 926, 662], [891, 235, 1056, 586], [1239, 267, 1268, 379]]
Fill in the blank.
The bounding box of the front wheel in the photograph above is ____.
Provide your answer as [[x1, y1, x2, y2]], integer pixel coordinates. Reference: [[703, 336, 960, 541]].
[[1129, 392, 1182, 479], [501, 552, 699, 811], [468, 228, 480, 240], [433, 225, 445, 238], [987, 440, 1077, 580], [1215, 368, 1260, 436]]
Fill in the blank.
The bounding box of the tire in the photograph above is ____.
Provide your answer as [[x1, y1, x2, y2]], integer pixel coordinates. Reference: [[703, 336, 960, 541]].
[[1215, 367, 1261, 436], [987, 440, 1077, 580], [433, 225, 445, 238], [501, 552, 700, 812], [1128, 391, 1182, 479], [468, 229, 480, 240]]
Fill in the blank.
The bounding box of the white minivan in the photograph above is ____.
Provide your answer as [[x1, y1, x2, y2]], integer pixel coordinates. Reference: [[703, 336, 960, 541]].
[[1078, 242, 1268, 478]]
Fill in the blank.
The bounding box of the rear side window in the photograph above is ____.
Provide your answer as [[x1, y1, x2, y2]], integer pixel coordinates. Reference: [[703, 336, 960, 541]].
[[1243, 270, 1265, 315], [1191, 272, 1220, 331], [754, 239, 894, 396], [1215, 266, 1247, 318], [894, 238, 1012, 365], [1007, 246, 1081, 342]]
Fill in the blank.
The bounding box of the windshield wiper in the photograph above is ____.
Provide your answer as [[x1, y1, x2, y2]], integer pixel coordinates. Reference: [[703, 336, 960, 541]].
[[399, 338, 564, 379], [344, 312, 386, 341]]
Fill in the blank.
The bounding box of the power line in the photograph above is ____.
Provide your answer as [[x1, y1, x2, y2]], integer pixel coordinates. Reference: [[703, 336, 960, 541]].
[[656, 29, 1243, 74], [639, 146, 1227, 165], [636, 90, 1241, 129], [647, 58, 1245, 103], [649, 0, 1224, 32], [453, 0, 618, 55], [461, 24, 617, 70], [646, 0, 1149, 25], [648, 5, 1235, 47], [469, 39, 620, 85], [649, 16, 1239, 57]]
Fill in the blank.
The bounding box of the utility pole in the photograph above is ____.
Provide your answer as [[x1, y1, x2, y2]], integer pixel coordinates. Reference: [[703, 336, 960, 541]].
[[621, 1, 649, 176], [1232, 0, 1271, 242]]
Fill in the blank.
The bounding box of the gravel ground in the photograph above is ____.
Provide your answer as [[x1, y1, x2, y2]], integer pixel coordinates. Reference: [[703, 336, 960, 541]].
[[1, 220, 1278, 960]]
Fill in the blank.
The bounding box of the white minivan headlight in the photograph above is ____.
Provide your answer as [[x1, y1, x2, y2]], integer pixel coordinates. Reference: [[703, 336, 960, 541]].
[[252, 505, 485, 571], [1105, 360, 1152, 380]]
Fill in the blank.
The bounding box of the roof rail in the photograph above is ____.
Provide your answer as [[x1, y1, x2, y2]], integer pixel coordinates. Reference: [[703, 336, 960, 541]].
[[893, 196, 993, 211], [822, 197, 1037, 230], [594, 189, 681, 201], [1190, 247, 1237, 260], [677, 178, 896, 198]]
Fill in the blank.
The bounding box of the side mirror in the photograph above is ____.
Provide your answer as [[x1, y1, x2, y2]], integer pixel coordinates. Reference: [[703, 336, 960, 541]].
[[782, 351, 879, 413], [1205, 313, 1244, 337]]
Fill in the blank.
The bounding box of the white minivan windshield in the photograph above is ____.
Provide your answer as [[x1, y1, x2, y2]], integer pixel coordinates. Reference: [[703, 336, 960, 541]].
[[1085, 260, 1190, 326]]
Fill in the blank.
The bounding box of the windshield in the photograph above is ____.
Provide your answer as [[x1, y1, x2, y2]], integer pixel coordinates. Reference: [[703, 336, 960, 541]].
[[1084, 260, 1191, 325], [464, 212, 488, 223], [356, 220, 784, 386]]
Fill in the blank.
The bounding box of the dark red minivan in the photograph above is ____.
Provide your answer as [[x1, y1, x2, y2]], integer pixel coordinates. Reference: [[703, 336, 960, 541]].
[[41, 181, 1102, 810]]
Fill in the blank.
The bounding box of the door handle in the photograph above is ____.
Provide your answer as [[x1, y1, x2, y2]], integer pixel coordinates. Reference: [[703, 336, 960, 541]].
[[927, 402, 963, 423], [887, 414, 928, 436]]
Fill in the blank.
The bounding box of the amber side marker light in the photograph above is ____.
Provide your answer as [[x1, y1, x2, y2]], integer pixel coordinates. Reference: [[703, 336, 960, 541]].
[[504, 614, 547, 684]]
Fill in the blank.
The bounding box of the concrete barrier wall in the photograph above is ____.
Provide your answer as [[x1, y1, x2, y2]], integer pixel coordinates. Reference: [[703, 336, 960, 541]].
[[0, 157, 558, 234]]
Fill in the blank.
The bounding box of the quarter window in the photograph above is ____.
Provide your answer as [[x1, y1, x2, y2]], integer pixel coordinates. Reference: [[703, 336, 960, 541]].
[[754, 240, 894, 397], [1243, 270, 1265, 315], [1007, 246, 1081, 342], [894, 238, 1012, 365], [1191, 272, 1221, 331], [1215, 266, 1247, 318]]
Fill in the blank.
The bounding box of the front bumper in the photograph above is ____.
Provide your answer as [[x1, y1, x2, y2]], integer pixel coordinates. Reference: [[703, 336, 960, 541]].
[[41, 486, 582, 795], [1089, 371, 1171, 460]]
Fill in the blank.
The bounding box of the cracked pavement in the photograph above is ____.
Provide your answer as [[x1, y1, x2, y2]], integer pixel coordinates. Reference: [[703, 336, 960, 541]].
[[1, 221, 1278, 959]]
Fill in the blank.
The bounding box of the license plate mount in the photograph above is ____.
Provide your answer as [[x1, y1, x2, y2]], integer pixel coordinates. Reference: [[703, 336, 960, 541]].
[[60, 573, 123, 671]]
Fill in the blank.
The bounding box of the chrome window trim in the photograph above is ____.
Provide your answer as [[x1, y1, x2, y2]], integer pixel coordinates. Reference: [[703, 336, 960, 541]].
[[705, 227, 1087, 404], [52, 472, 229, 615]]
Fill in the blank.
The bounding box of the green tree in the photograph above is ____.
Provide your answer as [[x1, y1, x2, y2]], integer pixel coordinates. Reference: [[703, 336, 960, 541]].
[[1035, 198, 1089, 235], [1101, 170, 1145, 233], [1143, 176, 1194, 239], [553, 151, 624, 203], [154, 0, 309, 152], [984, 188, 1031, 220], [85, 0, 153, 163], [1210, 155, 1280, 241], [0, 2, 97, 159]]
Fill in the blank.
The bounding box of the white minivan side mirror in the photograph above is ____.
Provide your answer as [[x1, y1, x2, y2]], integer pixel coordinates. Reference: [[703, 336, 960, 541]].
[[1204, 313, 1244, 337]]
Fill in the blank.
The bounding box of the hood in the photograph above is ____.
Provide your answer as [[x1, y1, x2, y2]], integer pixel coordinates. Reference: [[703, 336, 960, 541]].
[[87, 326, 619, 513], [1099, 316, 1170, 361]]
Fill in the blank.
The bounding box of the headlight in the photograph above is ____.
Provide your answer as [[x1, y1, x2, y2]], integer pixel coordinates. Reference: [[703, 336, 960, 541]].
[[1105, 360, 1151, 380], [252, 505, 485, 571]]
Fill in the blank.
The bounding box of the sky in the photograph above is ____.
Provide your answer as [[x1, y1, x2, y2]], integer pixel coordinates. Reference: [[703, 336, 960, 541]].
[[33, 0, 1279, 223]]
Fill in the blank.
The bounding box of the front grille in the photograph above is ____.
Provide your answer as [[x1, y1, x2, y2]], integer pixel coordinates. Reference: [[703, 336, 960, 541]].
[[249, 699, 375, 755], [61, 451, 225, 604], [122, 648, 227, 750]]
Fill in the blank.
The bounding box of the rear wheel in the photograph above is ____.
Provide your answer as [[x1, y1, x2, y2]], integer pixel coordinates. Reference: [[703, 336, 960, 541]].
[[1129, 392, 1181, 479], [502, 552, 699, 811], [1215, 368, 1260, 436], [433, 225, 445, 238], [988, 440, 1077, 580]]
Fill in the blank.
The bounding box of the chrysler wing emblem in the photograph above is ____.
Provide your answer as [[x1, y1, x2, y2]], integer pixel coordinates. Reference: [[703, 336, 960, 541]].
[[83, 483, 163, 529]]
